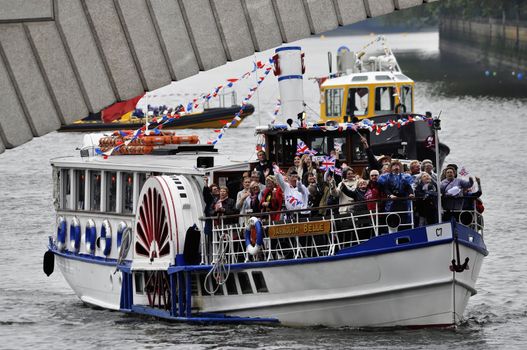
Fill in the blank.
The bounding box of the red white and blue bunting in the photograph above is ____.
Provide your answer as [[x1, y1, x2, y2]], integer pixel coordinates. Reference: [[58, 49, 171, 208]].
[[96, 58, 274, 157]]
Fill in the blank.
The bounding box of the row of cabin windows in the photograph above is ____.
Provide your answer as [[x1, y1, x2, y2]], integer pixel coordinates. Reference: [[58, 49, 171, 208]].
[[325, 85, 413, 118], [273, 133, 368, 165], [58, 168, 148, 214], [133, 271, 269, 297]]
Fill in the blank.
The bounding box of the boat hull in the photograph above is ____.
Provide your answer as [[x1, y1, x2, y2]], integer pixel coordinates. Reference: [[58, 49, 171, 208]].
[[195, 241, 483, 327], [58, 105, 254, 132], [49, 222, 485, 327], [55, 253, 122, 310]]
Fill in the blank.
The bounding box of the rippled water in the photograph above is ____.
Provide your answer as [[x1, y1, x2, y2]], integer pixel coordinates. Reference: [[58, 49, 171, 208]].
[[1, 30, 527, 349]]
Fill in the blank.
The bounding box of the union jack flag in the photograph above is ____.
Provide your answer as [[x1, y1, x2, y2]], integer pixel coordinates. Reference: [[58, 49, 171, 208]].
[[287, 195, 302, 207], [296, 141, 310, 155], [459, 166, 469, 177], [319, 156, 336, 171]]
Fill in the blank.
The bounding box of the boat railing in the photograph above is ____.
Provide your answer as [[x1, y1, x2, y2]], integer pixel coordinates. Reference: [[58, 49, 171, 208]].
[[203, 90, 237, 109], [201, 196, 484, 265], [202, 198, 409, 265]]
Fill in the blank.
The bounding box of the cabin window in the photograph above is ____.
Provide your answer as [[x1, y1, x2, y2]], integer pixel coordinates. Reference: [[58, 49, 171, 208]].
[[75, 170, 85, 210], [225, 275, 239, 295], [211, 277, 224, 295], [137, 173, 147, 195], [400, 85, 413, 112], [90, 171, 101, 211], [312, 136, 328, 156], [351, 133, 368, 161], [252, 271, 269, 293], [346, 87, 368, 116], [60, 169, 71, 210], [375, 86, 395, 115], [106, 171, 117, 212], [325, 88, 343, 118], [134, 272, 144, 294], [333, 137, 347, 161], [237, 272, 253, 294], [375, 75, 391, 81], [122, 172, 134, 214], [278, 135, 303, 165], [53, 168, 60, 210], [351, 76, 368, 81]]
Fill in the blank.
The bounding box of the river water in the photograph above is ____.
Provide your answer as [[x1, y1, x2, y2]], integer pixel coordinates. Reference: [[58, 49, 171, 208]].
[[1, 29, 527, 349]]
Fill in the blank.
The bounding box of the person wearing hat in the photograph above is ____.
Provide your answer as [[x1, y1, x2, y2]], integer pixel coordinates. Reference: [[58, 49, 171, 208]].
[[419, 159, 437, 182], [260, 175, 283, 222], [440, 166, 473, 221], [440, 163, 458, 181]]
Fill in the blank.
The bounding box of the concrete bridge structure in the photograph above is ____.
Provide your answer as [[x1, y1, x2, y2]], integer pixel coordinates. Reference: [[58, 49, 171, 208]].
[[0, 0, 438, 154]]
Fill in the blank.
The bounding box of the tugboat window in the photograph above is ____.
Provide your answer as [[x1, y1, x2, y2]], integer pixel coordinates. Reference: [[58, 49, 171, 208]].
[[90, 171, 101, 211], [347, 87, 368, 116], [106, 171, 117, 212], [75, 170, 85, 210], [122, 172, 134, 214], [325, 88, 343, 118], [400, 85, 413, 112], [61, 169, 71, 210], [375, 86, 395, 115]]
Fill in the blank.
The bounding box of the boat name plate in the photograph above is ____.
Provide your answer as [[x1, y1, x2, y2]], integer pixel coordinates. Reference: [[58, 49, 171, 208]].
[[268, 221, 331, 239]]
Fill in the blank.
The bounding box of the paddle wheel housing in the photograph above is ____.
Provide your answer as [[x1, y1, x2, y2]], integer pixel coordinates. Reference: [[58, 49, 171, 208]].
[[133, 175, 204, 269]]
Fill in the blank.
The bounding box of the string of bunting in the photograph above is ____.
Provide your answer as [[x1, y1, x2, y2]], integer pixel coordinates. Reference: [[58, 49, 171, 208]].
[[271, 98, 281, 124], [96, 58, 273, 157], [207, 60, 274, 145], [302, 114, 434, 135]]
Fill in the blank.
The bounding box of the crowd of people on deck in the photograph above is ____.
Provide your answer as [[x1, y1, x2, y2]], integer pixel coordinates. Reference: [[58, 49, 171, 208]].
[[202, 140, 484, 231]]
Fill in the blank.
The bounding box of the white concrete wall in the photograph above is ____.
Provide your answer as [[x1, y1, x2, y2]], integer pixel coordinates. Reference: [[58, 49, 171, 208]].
[[0, 0, 438, 153]]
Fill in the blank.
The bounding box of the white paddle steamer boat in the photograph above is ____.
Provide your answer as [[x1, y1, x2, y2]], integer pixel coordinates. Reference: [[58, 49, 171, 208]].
[[44, 44, 487, 327]]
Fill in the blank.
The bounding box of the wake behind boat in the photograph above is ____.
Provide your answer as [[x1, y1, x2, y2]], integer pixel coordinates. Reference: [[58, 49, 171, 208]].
[[43, 40, 487, 327]]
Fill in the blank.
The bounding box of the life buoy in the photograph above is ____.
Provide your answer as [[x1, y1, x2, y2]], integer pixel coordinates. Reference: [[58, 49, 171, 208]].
[[85, 219, 96, 254], [69, 217, 81, 253], [244, 217, 264, 255], [100, 219, 112, 256], [56, 216, 67, 251]]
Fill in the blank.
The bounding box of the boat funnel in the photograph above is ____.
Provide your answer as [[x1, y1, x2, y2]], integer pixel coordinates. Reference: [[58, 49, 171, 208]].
[[386, 213, 401, 233], [273, 46, 305, 124]]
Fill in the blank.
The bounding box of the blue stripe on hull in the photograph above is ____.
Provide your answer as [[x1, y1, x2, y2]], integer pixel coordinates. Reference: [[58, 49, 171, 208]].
[[48, 222, 486, 273]]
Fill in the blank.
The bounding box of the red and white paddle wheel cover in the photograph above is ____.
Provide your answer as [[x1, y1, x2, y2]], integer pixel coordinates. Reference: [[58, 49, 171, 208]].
[[134, 176, 180, 263]]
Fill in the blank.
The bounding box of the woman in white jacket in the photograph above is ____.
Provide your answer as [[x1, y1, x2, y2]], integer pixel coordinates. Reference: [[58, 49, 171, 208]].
[[329, 168, 358, 214]]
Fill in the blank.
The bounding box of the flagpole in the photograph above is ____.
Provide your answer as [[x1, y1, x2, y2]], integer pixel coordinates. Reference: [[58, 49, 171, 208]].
[[432, 114, 442, 223]]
